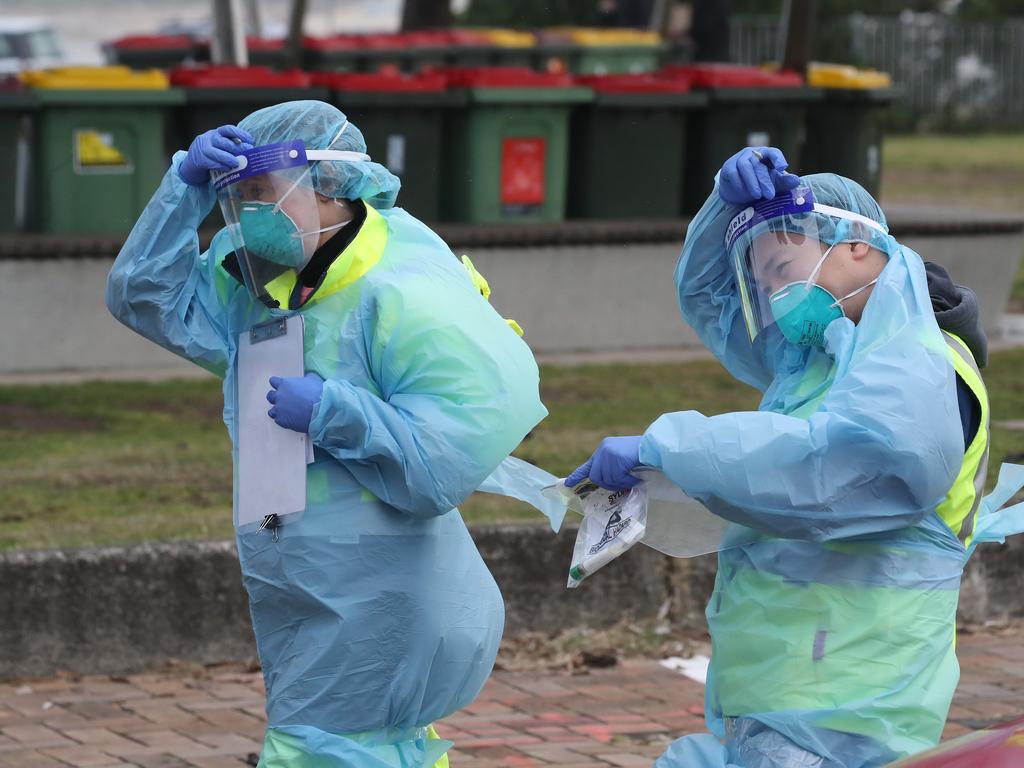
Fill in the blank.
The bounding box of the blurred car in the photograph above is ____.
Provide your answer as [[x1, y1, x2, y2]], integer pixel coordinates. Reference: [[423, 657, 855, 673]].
[[0, 18, 64, 75], [887, 717, 1024, 766]]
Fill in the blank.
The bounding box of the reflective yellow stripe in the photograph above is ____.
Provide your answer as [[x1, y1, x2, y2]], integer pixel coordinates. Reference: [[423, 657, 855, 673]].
[[460, 255, 491, 300], [936, 332, 990, 546], [265, 203, 389, 308], [311, 204, 389, 304], [426, 725, 450, 768]]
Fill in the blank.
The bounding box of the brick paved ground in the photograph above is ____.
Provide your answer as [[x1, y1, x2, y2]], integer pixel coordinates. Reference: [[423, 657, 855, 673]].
[[0, 623, 1021, 767]]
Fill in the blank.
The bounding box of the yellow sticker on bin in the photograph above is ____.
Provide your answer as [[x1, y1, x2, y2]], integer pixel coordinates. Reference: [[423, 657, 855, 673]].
[[74, 130, 133, 173]]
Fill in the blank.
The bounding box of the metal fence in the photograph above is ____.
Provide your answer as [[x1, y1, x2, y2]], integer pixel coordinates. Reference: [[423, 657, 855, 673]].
[[731, 14, 1024, 130]]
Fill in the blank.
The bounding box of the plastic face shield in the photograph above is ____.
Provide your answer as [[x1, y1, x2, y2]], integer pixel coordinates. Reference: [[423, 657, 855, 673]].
[[726, 188, 827, 343], [726, 187, 890, 343], [213, 140, 369, 306]]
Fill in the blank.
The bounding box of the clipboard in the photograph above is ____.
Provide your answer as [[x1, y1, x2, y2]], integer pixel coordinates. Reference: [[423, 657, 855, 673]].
[[236, 316, 309, 529]]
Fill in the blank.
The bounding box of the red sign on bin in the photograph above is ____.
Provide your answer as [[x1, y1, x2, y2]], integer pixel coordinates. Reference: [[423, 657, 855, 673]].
[[500, 138, 546, 207]]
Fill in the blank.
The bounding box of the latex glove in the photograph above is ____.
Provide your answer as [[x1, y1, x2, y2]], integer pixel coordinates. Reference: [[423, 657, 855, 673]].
[[718, 146, 801, 205], [564, 436, 643, 491], [178, 125, 254, 187], [267, 373, 324, 433]]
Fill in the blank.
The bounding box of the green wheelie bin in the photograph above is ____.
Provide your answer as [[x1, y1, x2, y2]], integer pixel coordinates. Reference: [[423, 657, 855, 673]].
[[316, 71, 464, 224], [443, 68, 591, 224], [168, 66, 326, 152], [568, 74, 707, 219], [305, 36, 365, 73], [104, 35, 200, 70], [0, 82, 36, 232], [21, 66, 183, 234], [539, 28, 664, 76], [802, 63, 898, 197], [478, 29, 537, 70], [666, 64, 823, 214]]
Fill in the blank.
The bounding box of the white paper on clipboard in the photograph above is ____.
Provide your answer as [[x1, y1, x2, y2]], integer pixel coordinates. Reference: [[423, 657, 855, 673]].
[[236, 315, 308, 528]]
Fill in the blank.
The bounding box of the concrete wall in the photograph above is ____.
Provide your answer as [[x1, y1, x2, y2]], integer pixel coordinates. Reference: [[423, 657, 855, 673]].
[[2, 525, 1021, 680], [0, 258, 200, 377], [1, 228, 1020, 374], [898, 232, 1023, 337]]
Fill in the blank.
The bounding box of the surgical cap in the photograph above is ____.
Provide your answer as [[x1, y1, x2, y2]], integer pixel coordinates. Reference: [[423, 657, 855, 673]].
[[238, 100, 401, 210], [798, 173, 894, 255]]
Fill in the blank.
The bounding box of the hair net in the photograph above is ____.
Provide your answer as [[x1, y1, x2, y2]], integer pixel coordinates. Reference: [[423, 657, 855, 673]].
[[798, 173, 895, 255], [238, 100, 401, 210]]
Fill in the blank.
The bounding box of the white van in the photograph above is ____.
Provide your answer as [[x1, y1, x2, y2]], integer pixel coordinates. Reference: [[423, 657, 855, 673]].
[[0, 18, 64, 75]]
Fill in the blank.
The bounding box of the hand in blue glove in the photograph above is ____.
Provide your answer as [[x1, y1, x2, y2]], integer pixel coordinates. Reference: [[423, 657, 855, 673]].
[[267, 373, 324, 433], [178, 125, 254, 187], [564, 436, 644, 491], [718, 146, 801, 205]]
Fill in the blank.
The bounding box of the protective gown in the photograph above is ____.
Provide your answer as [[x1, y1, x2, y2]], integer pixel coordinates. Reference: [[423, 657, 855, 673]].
[[106, 106, 548, 765], [641, 174, 1024, 768]]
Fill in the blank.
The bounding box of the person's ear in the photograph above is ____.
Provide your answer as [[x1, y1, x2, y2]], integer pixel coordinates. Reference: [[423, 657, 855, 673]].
[[849, 241, 871, 261]]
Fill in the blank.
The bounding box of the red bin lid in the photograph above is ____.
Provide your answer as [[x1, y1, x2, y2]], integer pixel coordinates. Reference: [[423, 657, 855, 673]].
[[305, 35, 364, 51], [359, 33, 409, 50], [576, 73, 692, 93], [168, 65, 312, 88], [403, 30, 452, 48], [446, 29, 492, 46], [440, 66, 574, 88], [244, 37, 285, 51], [311, 71, 447, 92], [660, 64, 803, 88], [110, 35, 194, 50]]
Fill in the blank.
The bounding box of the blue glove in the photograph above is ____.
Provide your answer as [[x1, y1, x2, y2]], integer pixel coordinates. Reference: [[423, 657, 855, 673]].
[[267, 373, 324, 433], [178, 125, 254, 187], [564, 436, 644, 491], [718, 146, 801, 205]]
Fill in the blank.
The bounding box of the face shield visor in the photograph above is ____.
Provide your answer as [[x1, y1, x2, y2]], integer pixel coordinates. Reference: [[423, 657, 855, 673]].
[[726, 187, 890, 344], [212, 138, 369, 307]]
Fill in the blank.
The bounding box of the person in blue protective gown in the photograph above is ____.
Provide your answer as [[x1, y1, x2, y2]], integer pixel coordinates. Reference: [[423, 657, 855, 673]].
[[106, 101, 548, 767], [566, 147, 1024, 768]]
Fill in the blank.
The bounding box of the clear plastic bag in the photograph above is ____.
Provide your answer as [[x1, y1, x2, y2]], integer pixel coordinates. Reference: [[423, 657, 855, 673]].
[[564, 480, 648, 588], [542, 469, 751, 584]]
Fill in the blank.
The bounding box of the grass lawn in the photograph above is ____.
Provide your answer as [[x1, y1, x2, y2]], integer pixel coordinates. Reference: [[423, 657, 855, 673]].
[[3, 349, 1023, 551], [883, 132, 1024, 309], [882, 133, 1024, 214]]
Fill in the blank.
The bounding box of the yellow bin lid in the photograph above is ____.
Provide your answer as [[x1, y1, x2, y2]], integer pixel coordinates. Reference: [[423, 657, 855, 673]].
[[807, 62, 892, 89], [20, 66, 170, 90], [479, 29, 536, 48], [568, 28, 662, 46]]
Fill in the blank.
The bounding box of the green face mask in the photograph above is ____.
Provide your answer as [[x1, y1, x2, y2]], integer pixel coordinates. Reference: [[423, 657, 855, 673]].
[[769, 281, 845, 347], [238, 202, 307, 268], [768, 244, 878, 348]]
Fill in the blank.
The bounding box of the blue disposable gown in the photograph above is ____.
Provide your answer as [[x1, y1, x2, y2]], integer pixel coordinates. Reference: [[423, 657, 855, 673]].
[[640, 178, 1024, 768], [106, 153, 548, 763]]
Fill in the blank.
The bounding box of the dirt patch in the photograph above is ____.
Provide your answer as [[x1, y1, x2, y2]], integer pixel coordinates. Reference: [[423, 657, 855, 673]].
[[494, 618, 707, 673], [0, 404, 104, 433]]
